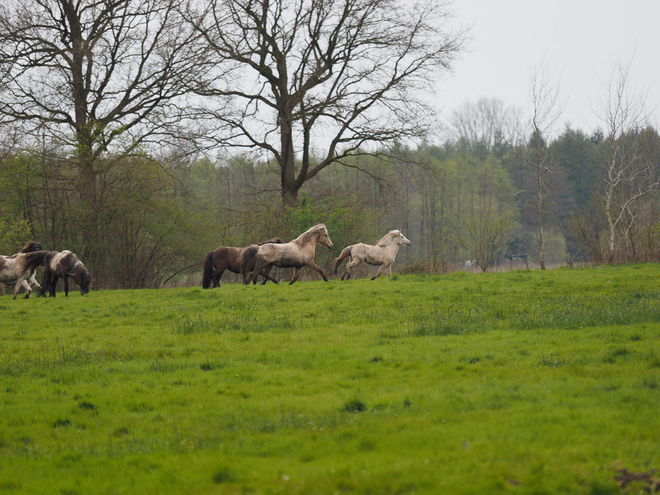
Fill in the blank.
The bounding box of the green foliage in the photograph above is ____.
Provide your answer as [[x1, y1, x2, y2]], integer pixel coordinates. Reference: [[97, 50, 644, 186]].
[[0, 219, 33, 254], [285, 191, 379, 252], [1, 265, 660, 493]]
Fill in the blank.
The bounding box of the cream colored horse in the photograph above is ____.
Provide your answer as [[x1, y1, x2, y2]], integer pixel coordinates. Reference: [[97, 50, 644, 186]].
[[241, 224, 333, 285], [333, 230, 411, 280]]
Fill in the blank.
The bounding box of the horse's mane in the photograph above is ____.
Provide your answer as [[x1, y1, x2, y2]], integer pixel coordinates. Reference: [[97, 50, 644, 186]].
[[257, 237, 283, 246], [295, 224, 326, 245], [376, 230, 400, 247]]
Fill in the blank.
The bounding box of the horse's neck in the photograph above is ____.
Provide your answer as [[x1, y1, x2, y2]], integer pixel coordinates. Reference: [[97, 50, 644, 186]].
[[380, 242, 400, 258], [295, 236, 318, 253]]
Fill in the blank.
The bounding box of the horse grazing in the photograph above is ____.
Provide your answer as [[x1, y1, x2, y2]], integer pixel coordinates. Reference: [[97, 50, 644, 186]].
[[202, 238, 283, 288], [241, 224, 333, 285], [0, 248, 49, 299], [333, 230, 411, 281], [39, 250, 92, 297]]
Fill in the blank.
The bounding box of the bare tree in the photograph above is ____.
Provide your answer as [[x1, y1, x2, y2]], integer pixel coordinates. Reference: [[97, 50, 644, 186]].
[[595, 58, 658, 262], [522, 60, 564, 270], [447, 98, 522, 160], [188, 0, 467, 205], [0, 0, 212, 260]]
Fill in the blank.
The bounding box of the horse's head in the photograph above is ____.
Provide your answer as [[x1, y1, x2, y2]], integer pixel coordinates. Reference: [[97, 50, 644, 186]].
[[395, 231, 411, 246], [21, 241, 43, 253], [317, 225, 333, 249], [75, 269, 92, 295]]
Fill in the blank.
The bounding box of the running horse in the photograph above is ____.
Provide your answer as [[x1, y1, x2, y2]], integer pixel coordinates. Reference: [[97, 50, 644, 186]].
[[0, 242, 48, 299], [240, 225, 333, 285], [202, 238, 283, 288], [333, 230, 411, 280]]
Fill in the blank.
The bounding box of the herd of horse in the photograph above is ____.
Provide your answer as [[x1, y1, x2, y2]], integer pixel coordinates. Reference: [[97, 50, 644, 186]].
[[202, 224, 411, 288], [1, 224, 410, 298], [0, 242, 92, 299]]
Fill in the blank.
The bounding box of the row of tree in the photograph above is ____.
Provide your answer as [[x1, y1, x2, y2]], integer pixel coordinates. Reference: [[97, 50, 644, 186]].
[[0, 0, 658, 288], [2, 110, 658, 287]]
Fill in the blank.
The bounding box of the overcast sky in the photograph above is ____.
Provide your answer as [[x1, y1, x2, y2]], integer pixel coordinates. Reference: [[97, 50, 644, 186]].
[[438, 0, 660, 135]]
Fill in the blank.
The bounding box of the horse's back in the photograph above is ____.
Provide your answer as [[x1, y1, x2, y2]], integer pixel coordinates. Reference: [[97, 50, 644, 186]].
[[363, 243, 396, 265], [258, 242, 306, 267]]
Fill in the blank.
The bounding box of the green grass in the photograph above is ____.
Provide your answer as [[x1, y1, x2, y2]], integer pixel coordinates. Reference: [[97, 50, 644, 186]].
[[1, 264, 660, 494]]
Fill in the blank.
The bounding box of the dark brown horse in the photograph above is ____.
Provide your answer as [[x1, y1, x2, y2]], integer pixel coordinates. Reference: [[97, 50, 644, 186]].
[[202, 238, 283, 288]]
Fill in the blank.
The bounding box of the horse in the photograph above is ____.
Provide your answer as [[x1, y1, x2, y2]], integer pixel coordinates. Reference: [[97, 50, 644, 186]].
[[464, 260, 478, 271], [0, 247, 49, 299], [333, 230, 411, 281], [240, 224, 333, 285], [202, 238, 283, 288], [38, 250, 92, 297]]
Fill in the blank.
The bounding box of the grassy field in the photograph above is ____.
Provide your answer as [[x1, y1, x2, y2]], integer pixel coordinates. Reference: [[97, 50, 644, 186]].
[[1, 264, 659, 494]]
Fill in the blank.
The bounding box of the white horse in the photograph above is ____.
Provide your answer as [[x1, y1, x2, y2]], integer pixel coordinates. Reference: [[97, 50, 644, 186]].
[[0, 244, 49, 299], [241, 224, 334, 285], [333, 230, 411, 281]]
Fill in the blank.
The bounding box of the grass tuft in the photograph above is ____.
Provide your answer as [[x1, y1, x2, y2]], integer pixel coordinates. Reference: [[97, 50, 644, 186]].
[[343, 400, 368, 413]]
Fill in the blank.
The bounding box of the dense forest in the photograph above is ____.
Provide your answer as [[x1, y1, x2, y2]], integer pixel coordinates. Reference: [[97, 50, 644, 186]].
[[0, 0, 658, 289]]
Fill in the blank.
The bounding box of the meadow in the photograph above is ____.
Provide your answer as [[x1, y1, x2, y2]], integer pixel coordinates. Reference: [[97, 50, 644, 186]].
[[1, 264, 659, 494]]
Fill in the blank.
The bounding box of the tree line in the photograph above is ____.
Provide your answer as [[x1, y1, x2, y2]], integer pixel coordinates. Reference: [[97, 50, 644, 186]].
[[0, 0, 658, 288]]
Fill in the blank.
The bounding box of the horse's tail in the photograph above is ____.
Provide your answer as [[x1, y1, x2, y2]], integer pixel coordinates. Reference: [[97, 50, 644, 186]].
[[238, 245, 259, 283], [202, 251, 214, 289], [333, 246, 352, 275]]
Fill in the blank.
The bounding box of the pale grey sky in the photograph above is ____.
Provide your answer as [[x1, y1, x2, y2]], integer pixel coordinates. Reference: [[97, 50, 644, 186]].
[[439, 0, 660, 134]]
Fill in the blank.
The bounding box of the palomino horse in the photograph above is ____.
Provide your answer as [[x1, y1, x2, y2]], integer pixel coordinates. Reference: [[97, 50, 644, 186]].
[[202, 238, 283, 288], [333, 230, 411, 280], [39, 250, 92, 297], [0, 242, 48, 299], [241, 224, 333, 285]]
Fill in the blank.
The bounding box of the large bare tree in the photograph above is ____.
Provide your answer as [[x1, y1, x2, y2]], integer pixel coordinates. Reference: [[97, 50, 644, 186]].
[[189, 0, 467, 205], [522, 60, 563, 270], [0, 0, 212, 259], [596, 58, 658, 263]]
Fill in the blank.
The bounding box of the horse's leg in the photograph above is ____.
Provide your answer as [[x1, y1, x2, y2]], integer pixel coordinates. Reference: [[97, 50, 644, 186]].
[[260, 265, 278, 285], [248, 258, 268, 285], [21, 279, 33, 299], [41, 270, 52, 297], [50, 275, 59, 297], [307, 261, 329, 282], [63, 276, 70, 297], [214, 268, 225, 288], [28, 270, 41, 290], [371, 263, 391, 280], [289, 267, 302, 285], [342, 258, 361, 281], [12, 276, 28, 299]]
